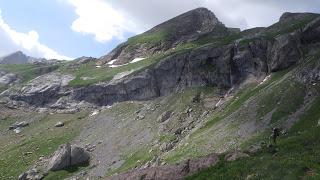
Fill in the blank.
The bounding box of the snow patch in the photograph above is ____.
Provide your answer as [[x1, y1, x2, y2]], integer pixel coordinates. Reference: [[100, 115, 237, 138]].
[[90, 110, 100, 117], [259, 75, 271, 85], [108, 57, 146, 68], [108, 59, 118, 65], [130, 57, 145, 63], [109, 63, 128, 68]]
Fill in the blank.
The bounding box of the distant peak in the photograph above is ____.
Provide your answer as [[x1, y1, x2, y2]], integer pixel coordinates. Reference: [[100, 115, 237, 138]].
[[279, 12, 320, 22], [148, 7, 222, 34], [9, 51, 25, 56], [190, 7, 211, 13]]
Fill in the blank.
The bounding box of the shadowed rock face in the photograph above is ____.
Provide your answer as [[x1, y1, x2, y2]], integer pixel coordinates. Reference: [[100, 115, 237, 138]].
[[70, 36, 285, 106]]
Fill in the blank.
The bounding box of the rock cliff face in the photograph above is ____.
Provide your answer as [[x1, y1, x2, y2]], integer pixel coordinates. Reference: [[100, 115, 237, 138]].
[[3, 10, 320, 108], [70, 37, 292, 106], [99, 8, 232, 65]]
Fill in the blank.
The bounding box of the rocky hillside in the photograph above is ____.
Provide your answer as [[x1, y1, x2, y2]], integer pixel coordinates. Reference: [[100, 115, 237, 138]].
[[0, 8, 320, 180]]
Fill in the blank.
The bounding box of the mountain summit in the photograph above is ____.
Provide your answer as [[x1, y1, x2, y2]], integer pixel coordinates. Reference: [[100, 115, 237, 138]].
[[0, 51, 29, 64], [99, 8, 232, 65], [0, 51, 46, 64], [146, 7, 223, 38]]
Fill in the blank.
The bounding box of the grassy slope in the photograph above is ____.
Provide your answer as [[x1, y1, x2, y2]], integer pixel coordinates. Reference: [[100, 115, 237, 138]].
[[0, 64, 58, 84], [187, 95, 320, 180], [0, 111, 89, 180]]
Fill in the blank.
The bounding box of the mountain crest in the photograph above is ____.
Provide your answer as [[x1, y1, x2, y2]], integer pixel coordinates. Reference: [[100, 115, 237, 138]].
[[99, 7, 229, 65], [147, 7, 222, 35]]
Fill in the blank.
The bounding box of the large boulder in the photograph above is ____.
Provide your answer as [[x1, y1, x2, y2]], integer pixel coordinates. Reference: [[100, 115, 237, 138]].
[[70, 146, 90, 166], [48, 144, 72, 171], [48, 144, 90, 171]]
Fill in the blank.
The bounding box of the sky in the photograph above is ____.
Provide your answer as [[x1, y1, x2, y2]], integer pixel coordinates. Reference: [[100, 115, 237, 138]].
[[0, 0, 320, 60]]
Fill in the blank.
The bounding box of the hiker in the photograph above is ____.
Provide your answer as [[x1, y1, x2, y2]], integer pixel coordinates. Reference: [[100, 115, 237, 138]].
[[271, 128, 280, 145]]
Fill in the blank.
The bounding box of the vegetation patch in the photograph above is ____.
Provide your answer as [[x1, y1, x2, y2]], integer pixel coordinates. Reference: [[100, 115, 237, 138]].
[[107, 147, 156, 176], [0, 111, 89, 179], [0, 64, 58, 84], [61, 56, 160, 87], [127, 29, 173, 45], [257, 80, 305, 124]]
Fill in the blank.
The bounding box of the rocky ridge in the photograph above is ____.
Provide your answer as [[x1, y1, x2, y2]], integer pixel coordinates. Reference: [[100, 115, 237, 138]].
[[4, 13, 320, 108]]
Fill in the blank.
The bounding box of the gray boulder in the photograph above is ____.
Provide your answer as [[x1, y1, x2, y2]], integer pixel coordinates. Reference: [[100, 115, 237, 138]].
[[54, 122, 64, 127], [9, 121, 29, 130], [48, 143, 72, 171], [48, 143, 90, 171], [71, 146, 90, 166], [18, 168, 43, 180], [157, 111, 173, 123]]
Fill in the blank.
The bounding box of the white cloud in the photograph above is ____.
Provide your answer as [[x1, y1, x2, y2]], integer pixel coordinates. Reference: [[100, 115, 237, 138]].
[[0, 10, 72, 60], [66, 0, 320, 42], [68, 0, 141, 43]]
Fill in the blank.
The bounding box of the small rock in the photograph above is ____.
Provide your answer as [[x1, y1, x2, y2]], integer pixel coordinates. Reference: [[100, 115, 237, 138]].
[[19, 168, 43, 180], [24, 152, 33, 156], [14, 128, 22, 134], [135, 114, 145, 120], [9, 121, 29, 130], [225, 151, 249, 162], [18, 172, 27, 180], [54, 122, 64, 127], [90, 110, 99, 117], [157, 111, 172, 123], [201, 110, 209, 117], [174, 127, 183, 135], [246, 144, 261, 154]]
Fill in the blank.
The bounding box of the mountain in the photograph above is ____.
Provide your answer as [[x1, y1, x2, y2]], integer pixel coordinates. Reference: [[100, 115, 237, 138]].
[[1, 8, 320, 180], [99, 7, 236, 65], [0, 51, 46, 64], [0, 51, 30, 64]]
